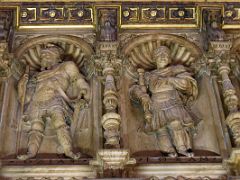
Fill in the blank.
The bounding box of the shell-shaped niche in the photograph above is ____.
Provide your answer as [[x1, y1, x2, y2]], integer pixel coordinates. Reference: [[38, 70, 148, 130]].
[[12, 35, 94, 79], [122, 34, 202, 78]]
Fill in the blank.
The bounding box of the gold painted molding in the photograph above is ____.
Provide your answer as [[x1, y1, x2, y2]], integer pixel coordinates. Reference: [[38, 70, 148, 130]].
[[121, 24, 198, 29], [0, 0, 206, 2], [18, 25, 94, 30]]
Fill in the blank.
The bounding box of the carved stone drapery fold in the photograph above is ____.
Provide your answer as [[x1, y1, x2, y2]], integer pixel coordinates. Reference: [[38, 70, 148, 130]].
[[0, 41, 12, 80]]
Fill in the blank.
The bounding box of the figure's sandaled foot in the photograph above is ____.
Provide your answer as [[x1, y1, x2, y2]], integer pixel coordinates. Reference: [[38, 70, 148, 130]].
[[178, 150, 194, 157], [168, 152, 178, 158], [65, 151, 81, 160], [17, 153, 35, 160], [186, 152, 194, 157]]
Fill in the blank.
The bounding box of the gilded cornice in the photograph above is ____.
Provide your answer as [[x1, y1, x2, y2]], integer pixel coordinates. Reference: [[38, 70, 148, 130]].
[[1, 1, 240, 30]]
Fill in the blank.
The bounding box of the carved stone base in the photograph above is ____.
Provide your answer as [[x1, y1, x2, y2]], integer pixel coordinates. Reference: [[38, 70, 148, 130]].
[[90, 149, 136, 170]]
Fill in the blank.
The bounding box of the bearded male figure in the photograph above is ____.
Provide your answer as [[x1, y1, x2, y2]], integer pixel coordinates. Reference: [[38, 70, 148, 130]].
[[17, 44, 90, 160], [130, 46, 198, 157]]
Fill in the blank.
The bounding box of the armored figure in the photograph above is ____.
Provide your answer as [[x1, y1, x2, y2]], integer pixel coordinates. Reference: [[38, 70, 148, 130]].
[[17, 44, 90, 160], [130, 46, 198, 157]]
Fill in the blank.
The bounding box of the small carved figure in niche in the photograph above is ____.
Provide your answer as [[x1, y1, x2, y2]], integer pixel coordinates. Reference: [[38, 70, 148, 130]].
[[202, 9, 225, 50], [99, 10, 117, 41], [130, 46, 198, 157], [17, 44, 90, 160]]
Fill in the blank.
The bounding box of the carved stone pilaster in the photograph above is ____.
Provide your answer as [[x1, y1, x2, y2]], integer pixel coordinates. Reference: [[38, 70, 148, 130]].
[[94, 42, 122, 148], [219, 64, 240, 146], [210, 40, 240, 147], [102, 63, 121, 148], [218, 64, 239, 113]]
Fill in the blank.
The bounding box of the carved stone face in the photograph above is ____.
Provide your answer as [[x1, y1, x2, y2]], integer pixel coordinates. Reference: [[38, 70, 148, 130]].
[[40, 48, 62, 70], [155, 52, 171, 69]]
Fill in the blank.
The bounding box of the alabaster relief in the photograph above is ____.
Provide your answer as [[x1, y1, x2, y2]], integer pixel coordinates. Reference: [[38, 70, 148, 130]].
[[130, 46, 198, 157], [0, 35, 103, 159], [122, 34, 226, 156], [17, 44, 90, 160]]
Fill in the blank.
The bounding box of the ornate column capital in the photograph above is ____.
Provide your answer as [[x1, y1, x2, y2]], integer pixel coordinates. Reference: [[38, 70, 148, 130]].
[[210, 41, 232, 54]]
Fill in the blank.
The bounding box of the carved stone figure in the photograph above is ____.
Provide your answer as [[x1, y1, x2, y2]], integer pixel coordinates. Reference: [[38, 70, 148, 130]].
[[17, 44, 90, 160], [130, 46, 198, 157], [99, 9, 117, 42]]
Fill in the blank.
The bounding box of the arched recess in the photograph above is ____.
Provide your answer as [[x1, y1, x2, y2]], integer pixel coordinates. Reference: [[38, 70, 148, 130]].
[[2, 35, 99, 157], [122, 34, 202, 78], [120, 34, 226, 156], [12, 35, 94, 79]]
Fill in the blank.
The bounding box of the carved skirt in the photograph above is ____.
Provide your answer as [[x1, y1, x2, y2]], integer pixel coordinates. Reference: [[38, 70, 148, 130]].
[[150, 98, 194, 131], [25, 96, 73, 123]]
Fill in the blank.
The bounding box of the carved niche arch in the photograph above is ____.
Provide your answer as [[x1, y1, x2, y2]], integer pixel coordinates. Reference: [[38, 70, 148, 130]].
[[122, 34, 202, 78], [10, 35, 97, 157], [12, 35, 94, 79]]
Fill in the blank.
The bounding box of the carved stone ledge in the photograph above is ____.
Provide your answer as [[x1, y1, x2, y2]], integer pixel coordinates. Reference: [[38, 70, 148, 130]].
[[0, 165, 96, 179], [90, 149, 136, 171], [130, 163, 227, 179]]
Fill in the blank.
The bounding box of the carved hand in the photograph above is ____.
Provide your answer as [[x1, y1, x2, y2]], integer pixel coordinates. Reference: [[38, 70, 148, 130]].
[[141, 96, 153, 123], [80, 89, 90, 102]]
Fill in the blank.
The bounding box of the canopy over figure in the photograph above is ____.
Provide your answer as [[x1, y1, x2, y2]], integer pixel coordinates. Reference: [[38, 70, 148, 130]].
[[17, 44, 90, 160], [130, 46, 198, 157]]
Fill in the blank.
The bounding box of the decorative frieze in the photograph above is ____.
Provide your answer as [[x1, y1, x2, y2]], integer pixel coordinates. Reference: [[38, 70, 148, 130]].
[[19, 5, 93, 28], [121, 4, 198, 28], [223, 3, 240, 29]]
